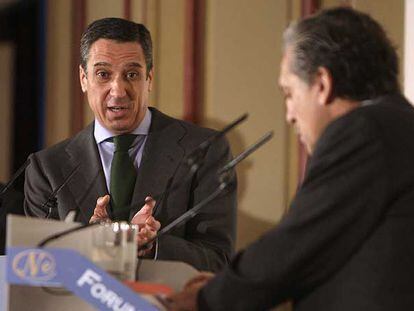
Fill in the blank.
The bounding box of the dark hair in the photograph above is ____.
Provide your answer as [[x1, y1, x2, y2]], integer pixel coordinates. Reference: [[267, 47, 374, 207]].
[[283, 7, 400, 101], [80, 17, 153, 77]]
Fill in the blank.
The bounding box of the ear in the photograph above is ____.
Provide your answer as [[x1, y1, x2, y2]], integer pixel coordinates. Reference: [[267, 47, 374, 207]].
[[315, 66, 333, 106], [79, 65, 87, 93], [147, 68, 154, 92]]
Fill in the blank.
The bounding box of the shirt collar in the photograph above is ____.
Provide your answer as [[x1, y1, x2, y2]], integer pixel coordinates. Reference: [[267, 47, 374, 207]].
[[94, 108, 152, 144]]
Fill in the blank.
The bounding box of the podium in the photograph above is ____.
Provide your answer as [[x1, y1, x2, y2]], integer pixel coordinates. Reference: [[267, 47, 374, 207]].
[[3, 215, 199, 311]]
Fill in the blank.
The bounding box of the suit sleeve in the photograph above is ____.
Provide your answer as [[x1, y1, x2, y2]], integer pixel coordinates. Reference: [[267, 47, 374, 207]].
[[156, 135, 237, 272], [24, 153, 60, 219], [199, 114, 389, 310]]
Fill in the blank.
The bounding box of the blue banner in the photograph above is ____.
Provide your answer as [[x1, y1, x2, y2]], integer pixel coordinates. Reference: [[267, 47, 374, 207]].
[[7, 247, 159, 311]]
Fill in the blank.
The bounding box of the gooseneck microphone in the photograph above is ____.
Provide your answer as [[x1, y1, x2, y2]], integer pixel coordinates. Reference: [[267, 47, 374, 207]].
[[138, 130, 274, 251], [0, 159, 30, 208], [42, 165, 80, 218], [218, 131, 274, 181], [185, 113, 248, 173]]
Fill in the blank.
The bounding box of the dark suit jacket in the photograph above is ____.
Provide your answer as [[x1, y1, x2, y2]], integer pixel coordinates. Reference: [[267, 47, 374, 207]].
[[199, 94, 414, 310], [24, 108, 237, 271]]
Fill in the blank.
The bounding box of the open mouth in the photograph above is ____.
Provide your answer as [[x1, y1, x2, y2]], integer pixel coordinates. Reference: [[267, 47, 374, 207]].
[[108, 107, 127, 112]]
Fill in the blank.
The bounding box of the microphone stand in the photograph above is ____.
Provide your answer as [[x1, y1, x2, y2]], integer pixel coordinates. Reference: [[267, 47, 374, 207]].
[[42, 164, 80, 219], [153, 180, 232, 241], [185, 113, 248, 173]]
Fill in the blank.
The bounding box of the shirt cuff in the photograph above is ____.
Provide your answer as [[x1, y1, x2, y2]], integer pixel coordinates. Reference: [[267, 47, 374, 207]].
[[153, 238, 158, 260]]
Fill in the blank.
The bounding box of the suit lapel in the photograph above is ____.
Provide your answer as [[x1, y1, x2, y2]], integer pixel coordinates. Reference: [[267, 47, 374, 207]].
[[63, 123, 108, 222], [129, 109, 186, 219]]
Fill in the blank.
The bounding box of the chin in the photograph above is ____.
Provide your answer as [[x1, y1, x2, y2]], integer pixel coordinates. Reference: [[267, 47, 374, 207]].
[[107, 125, 130, 135], [300, 139, 312, 156], [107, 120, 133, 132], [305, 143, 313, 156]]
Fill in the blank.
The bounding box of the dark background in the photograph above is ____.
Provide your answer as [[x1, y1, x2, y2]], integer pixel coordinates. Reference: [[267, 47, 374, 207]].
[[0, 0, 46, 254]]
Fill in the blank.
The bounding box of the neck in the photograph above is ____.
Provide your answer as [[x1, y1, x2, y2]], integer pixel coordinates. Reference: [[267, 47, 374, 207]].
[[328, 98, 361, 120]]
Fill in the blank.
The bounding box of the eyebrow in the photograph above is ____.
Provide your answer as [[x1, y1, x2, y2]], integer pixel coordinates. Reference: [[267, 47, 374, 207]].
[[93, 62, 143, 68]]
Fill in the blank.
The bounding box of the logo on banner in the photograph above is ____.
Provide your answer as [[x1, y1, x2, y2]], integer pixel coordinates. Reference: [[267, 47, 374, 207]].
[[7, 247, 157, 310], [12, 249, 57, 282]]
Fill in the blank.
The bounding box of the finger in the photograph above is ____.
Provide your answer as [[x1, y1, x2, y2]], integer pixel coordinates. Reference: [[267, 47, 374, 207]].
[[137, 249, 147, 257], [140, 224, 158, 238], [145, 196, 155, 205], [137, 196, 156, 214], [136, 204, 152, 216], [89, 195, 110, 223], [139, 227, 147, 236], [131, 214, 145, 226], [97, 194, 110, 206], [167, 289, 199, 311], [89, 215, 100, 224], [137, 199, 155, 215], [146, 216, 161, 231], [137, 228, 150, 243], [96, 195, 110, 216], [138, 231, 157, 244]]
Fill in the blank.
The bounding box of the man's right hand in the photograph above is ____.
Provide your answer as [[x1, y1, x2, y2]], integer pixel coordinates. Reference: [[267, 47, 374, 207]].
[[89, 194, 110, 223]]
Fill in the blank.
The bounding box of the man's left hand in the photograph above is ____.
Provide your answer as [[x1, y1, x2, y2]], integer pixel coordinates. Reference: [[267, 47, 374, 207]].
[[131, 196, 161, 256], [166, 272, 214, 311]]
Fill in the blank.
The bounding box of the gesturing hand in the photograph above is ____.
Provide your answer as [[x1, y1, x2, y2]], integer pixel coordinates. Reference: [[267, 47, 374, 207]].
[[131, 196, 161, 256]]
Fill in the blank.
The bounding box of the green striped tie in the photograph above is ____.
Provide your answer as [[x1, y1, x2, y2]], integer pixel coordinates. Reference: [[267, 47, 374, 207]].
[[110, 134, 137, 221]]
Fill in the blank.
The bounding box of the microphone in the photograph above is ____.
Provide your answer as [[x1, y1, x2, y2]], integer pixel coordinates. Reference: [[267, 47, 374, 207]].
[[218, 131, 274, 181], [42, 165, 80, 219], [37, 222, 97, 247], [138, 130, 274, 251], [0, 159, 30, 205], [185, 113, 248, 172]]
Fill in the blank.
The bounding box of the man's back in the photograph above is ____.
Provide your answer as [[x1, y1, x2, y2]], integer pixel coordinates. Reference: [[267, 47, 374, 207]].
[[295, 94, 414, 310]]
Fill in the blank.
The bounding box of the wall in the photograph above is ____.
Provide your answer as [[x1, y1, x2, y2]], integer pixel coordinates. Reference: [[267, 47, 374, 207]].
[[41, 0, 406, 252], [405, 0, 414, 103], [204, 0, 293, 249], [322, 0, 405, 84], [0, 43, 14, 182], [45, 0, 72, 147]]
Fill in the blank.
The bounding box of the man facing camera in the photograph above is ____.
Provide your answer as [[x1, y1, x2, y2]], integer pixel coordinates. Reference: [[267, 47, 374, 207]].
[[169, 7, 414, 310], [24, 18, 236, 271]]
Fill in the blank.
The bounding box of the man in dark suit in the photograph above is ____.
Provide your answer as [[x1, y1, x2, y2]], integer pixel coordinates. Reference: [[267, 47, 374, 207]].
[[24, 18, 236, 272], [168, 7, 414, 310]]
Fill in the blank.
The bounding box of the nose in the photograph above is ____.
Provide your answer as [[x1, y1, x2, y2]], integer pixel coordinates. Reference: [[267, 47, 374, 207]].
[[110, 75, 127, 98], [286, 113, 296, 125]]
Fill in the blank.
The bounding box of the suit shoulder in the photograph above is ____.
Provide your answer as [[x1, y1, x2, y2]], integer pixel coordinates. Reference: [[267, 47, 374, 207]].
[[179, 119, 217, 138], [31, 125, 93, 162], [32, 137, 71, 161], [151, 107, 219, 140]]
